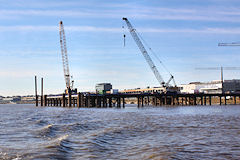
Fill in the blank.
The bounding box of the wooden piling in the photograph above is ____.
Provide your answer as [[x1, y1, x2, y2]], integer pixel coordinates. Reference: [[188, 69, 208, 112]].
[[77, 93, 81, 107], [44, 95, 47, 106], [137, 96, 140, 108], [176, 96, 179, 105], [224, 95, 227, 105], [35, 76, 38, 106], [62, 94, 66, 107], [68, 90, 72, 107], [109, 97, 112, 108], [154, 96, 157, 106], [209, 96, 211, 105], [194, 96, 197, 105]]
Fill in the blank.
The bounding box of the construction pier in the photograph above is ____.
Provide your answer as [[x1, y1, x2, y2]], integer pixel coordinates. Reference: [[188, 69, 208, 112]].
[[36, 92, 240, 108]]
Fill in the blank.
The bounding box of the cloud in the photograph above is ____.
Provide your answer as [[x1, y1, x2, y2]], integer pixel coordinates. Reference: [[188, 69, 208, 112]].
[[1, 5, 240, 22], [0, 70, 58, 78], [1, 25, 240, 34]]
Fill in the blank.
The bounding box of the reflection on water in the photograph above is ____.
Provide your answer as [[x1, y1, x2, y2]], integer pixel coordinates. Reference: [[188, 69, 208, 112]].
[[0, 104, 240, 159]]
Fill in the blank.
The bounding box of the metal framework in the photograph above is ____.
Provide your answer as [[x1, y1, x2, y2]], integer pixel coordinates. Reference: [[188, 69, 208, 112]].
[[218, 42, 240, 46], [59, 21, 71, 89], [123, 17, 175, 87]]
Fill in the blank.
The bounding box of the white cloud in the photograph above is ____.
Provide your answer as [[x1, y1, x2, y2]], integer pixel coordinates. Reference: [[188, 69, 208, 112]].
[[1, 25, 240, 34], [1, 5, 240, 22]]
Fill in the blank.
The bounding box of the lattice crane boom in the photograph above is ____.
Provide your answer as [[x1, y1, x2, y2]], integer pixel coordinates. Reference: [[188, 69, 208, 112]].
[[218, 42, 240, 46], [59, 21, 71, 89], [123, 17, 166, 87]]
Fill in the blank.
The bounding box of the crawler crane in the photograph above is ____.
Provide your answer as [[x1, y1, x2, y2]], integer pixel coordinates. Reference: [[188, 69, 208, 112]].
[[59, 21, 77, 94], [123, 17, 177, 93]]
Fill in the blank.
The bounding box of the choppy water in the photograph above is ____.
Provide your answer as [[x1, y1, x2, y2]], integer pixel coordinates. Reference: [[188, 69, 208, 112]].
[[0, 104, 240, 160]]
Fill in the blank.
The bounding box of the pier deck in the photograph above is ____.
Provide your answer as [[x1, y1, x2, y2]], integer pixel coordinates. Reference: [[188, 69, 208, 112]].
[[36, 92, 240, 108]]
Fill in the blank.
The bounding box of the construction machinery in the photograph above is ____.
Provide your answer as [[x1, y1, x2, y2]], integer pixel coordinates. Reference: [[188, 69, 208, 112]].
[[59, 21, 77, 94], [122, 17, 177, 92], [218, 42, 240, 46]]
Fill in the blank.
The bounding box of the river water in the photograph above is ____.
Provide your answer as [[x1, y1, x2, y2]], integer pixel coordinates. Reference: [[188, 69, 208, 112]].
[[0, 104, 240, 160]]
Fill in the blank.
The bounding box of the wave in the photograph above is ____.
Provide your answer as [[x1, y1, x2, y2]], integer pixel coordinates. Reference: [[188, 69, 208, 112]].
[[34, 119, 49, 126], [42, 134, 74, 159], [34, 124, 58, 138]]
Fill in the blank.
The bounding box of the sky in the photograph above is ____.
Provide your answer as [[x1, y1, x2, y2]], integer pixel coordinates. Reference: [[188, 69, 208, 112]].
[[1, 0, 240, 96]]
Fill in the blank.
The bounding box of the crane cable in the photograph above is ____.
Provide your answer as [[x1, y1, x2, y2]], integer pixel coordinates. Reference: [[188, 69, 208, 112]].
[[135, 30, 172, 76], [122, 21, 126, 47]]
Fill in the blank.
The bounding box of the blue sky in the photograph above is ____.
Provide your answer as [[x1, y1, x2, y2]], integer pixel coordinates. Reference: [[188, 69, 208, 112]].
[[1, 0, 240, 96]]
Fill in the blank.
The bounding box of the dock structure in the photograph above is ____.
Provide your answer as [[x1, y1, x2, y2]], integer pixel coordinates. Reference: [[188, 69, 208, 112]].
[[37, 92, 240, 108]]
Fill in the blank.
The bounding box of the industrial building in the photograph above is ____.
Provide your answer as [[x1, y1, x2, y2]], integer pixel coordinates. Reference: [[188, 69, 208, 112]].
[[223, 79, 240, 93], [95, 83, 112, 94], [121, 87, 166, 94], [179, 79, 240, 94]]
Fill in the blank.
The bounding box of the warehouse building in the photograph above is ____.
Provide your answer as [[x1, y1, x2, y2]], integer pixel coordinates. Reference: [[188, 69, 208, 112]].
[[95, 83, 112, 94], [179, 79, 240, 94]]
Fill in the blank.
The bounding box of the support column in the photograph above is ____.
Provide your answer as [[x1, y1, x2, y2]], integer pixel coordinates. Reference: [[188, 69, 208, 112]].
[[209, 96, 211, 106], [137, 96, 140, 108], [122, 97, 125, 108], [62, 94, 66, 107], [141, 96, 144, 107], [40, 78, 43, 106], [97, 97, 101, 108], [117, 97, 121, 108], [59, 98, 62, 106], [234, 96, 236, 105], [219, 96, 222, 105], [53, 98, 56, 106], [194, 96, 197, 105], [85, 95, 89, 107], [103, 97, 106, 108], [201, 96, 203, 105], [154, 97, 157, 106], [92, 96, 96, 107], [35, 76, 38, 107], [171, 96, 174, 105], [68, 90, 72, 107], [160, 96, 163, 106], [109, 97, 112, 108], [224, 95, 227, 105], [44, 95, 47, 106], [56, 99, 58, 106], [204, 96, 207, 105], [165, 96, 167, 105], [77, 93, 81, 107], [81, 94, 84, 107]]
